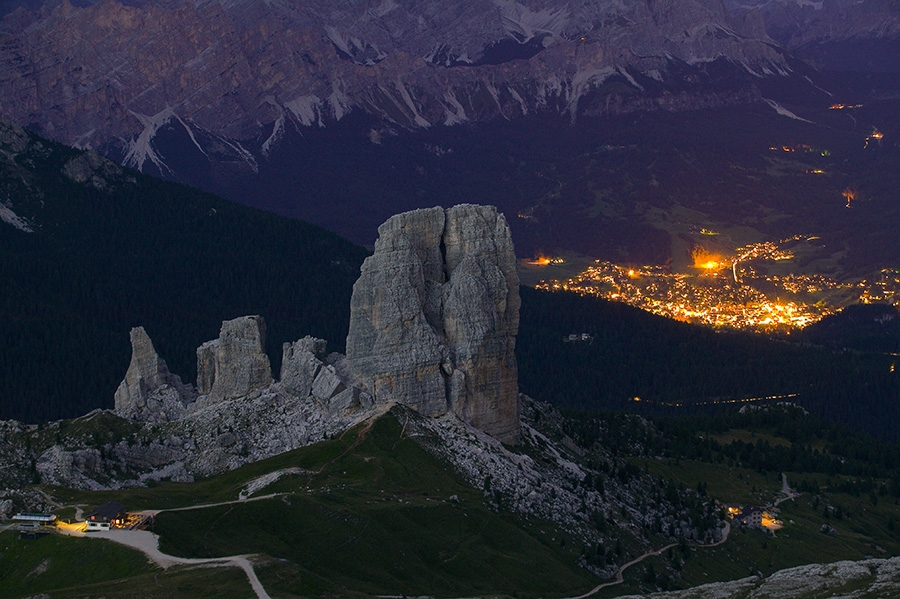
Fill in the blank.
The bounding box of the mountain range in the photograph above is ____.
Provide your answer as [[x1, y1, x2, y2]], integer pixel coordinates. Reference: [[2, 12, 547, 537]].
[[1, 0, 899, 255]]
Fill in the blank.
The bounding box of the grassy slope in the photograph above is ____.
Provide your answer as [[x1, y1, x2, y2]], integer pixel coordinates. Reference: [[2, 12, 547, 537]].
[[34, 410, 597, 599], [0, 530, 159, 598]]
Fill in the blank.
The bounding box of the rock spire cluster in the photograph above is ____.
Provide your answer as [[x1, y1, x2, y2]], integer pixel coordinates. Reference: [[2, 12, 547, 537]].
[[114, 205, 520, 443]]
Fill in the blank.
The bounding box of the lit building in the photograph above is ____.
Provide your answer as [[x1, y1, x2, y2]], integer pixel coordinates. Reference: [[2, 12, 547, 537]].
[[85, 501, 127, 531]]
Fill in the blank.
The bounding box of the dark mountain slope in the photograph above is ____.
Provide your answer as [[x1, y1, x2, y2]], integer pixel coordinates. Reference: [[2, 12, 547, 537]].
[[797, 303, 900, 354], [3, 118, 900, 444], [0, 119, 368, 423], [517, 288, 900, 442]]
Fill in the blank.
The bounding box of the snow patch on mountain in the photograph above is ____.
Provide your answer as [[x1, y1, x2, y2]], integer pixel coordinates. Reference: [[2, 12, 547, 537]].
[[324, 25, 354, 58], [123, 108, 214, 174], [0, 203, 34, 232], [493, 0, 570, 43], [507, 86, 529, 115], [394, 79, 431, 127], [442, 91, 469, 125], [285, 95, 326, 127], [763, 98, 813, 122], [616, 66, 644, 91], [261, 97, 286, 157], [123, 109, 178, 174]]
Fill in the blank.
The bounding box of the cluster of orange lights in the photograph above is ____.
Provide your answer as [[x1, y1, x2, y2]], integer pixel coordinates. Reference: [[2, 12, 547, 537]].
[[537, 259, 834, 332], [531, 235, 893, 333], [691, 247, 724, 273], [538, 258, 900, 333], [527, 255, 565, 266]]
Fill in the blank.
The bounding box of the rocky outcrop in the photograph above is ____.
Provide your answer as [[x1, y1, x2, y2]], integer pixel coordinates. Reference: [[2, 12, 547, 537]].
[[280, 336, 373, 417], [197, 316, 273, 401], [61, 149, 125, 191], [346, 204, 520, 443], [58, 205, 519, 488], [114, 326, 193, 423]]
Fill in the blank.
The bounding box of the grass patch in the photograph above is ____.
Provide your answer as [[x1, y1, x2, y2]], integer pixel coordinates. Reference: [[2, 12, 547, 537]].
[[30, 562, 254, 599], [634, 458, 777, 505], [0, 530, 156, 598]]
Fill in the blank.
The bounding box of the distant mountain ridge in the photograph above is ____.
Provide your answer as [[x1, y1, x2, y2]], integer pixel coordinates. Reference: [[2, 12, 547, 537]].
[[0, 0, 896, 180]]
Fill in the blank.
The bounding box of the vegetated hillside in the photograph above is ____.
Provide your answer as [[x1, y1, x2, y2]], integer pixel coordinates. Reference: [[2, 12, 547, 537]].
[[7, 400, 900, 598], [797, 303, 900, 354], [564, 404, 900, 594], [516, 288, 900, 442], [0, 120, 368, 424]]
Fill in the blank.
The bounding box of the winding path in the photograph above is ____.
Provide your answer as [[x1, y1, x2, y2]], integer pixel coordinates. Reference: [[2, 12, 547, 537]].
[[52, 405, 397, 599], [563, 520, 731, 599], [57, 526, 271, 598]]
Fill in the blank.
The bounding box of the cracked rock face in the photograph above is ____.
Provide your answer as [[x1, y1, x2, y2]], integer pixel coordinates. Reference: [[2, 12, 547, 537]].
[[346, 204, 520, 443], [197, 315, 273, 401], [114, 326, 193, 423]]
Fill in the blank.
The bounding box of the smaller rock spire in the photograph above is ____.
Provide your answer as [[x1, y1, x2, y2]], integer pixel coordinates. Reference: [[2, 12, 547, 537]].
[[196, 315, 273, 401], [114, 326, 193, 422]]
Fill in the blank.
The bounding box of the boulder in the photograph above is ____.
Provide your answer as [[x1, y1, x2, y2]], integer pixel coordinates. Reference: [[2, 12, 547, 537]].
[[114, 327, 192, 422], [346, 204, 520, 443], [280, 337, 371, 415], [197, 316, 273, 401]]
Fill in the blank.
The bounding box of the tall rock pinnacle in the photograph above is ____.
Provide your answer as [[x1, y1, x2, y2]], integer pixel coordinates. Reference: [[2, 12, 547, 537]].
[[114, 326, 192, 422], [346, 204, 520, 443]]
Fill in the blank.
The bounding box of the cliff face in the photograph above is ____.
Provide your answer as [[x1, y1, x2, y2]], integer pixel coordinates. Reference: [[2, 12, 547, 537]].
[[346, 205, 520, 443]]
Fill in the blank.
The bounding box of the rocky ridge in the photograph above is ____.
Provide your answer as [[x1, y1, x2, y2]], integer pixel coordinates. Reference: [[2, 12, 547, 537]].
[[617, 555, 900, 598], [0, 0, 807, 174], [29, 316, 376, 489]]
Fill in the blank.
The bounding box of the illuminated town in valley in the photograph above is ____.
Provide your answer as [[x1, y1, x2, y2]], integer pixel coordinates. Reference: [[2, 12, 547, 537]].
[[534, 236, 900, 333]]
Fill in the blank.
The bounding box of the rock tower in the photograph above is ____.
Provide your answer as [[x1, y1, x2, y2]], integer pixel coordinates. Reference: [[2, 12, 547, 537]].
[[197, 315, 273, 401], [114, 326, 193, 422], [345, 204, 520, 443]]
